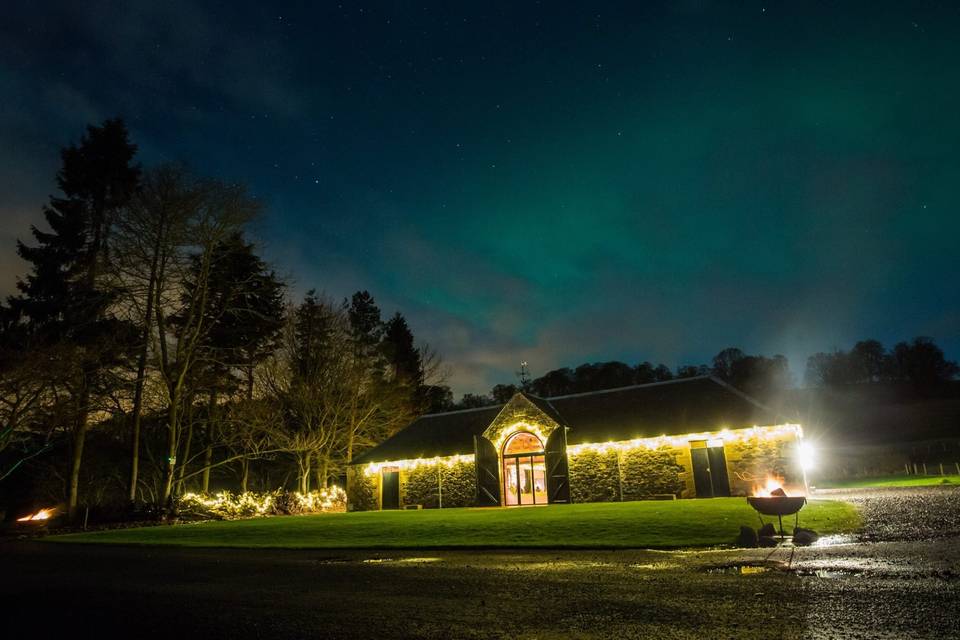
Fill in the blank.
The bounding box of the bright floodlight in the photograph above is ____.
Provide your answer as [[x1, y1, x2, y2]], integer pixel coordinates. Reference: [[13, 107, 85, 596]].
[[798, 441, 816, 471]]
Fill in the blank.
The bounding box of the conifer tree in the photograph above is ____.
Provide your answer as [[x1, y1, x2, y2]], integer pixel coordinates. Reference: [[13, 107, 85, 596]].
[[11, 118, 140, 518]]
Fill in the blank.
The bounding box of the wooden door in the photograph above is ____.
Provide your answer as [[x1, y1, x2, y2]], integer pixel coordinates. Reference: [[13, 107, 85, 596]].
[[474, 435, 501, 506], [690, 445, 714, 497], [545, 427, 570, 504], [707, 446, 731, 497], [381, 470, 400, 509]]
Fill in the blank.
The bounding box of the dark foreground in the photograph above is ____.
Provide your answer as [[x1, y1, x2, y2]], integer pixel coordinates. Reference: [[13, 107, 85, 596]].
[[4, 487, 959, 639]]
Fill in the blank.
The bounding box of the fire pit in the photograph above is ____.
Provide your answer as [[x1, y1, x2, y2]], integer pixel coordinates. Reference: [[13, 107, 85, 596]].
[[746, 484, 806, 538]]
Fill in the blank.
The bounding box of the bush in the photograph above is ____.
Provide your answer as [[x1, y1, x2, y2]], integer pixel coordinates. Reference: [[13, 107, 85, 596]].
[[176, 487, 346, 520]]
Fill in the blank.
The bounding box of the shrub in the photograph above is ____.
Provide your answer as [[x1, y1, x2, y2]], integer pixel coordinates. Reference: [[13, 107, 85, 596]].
[[176, 487, 346, 520]]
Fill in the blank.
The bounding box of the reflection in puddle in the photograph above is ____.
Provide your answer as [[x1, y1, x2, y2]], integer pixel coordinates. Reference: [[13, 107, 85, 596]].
[[794, 568, 864, 578], [361, 557, 442, 564], [315, 556, 443, 565], [706, 564, 773, 575], [511, 561, 614, 571], [811, 534, 858, 547], [629, 562, 678, 571]]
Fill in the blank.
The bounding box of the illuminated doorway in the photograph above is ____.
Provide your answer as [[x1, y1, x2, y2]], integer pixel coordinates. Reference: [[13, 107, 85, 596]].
[[502, 432, 548, 505]]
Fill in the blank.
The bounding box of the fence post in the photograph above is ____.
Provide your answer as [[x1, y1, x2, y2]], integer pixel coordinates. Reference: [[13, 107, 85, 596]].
[[437, 464, 443, 510], [616, 449, 624, 502]]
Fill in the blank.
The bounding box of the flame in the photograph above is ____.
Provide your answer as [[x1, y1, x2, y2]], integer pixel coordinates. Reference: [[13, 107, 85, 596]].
[[752, 477, 785, 497], [16, 508, 54, 522]]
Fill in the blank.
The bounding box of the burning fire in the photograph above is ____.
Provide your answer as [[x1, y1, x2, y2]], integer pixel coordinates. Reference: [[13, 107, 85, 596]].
[[752, 477, 786, 497], [16, 508, 55, 522]]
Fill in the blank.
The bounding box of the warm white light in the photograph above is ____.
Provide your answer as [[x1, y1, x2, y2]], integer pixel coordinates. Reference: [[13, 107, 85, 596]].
[[16, 508, 54, 522], [798, 441, 816, 471], [566, 423, 802, 456]]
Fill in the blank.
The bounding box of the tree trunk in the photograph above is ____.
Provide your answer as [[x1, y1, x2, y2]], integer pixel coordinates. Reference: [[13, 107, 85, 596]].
[[320, 455, 330, 488], [201, 390, 217, 493], [299, 453, 312, 493], [176, 415, 194, 493], [67, 384, 91, 520], [201, 445, 213, 493], [127, 219, 162, 504], [240, 458, 250, 493], [161, 397, 179, 507]]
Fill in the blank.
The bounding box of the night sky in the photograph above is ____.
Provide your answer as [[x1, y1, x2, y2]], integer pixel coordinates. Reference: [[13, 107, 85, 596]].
[[2, 1, 959, 394]]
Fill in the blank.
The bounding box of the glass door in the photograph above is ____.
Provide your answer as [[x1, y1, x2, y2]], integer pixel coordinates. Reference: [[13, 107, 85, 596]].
[[532, 455, 547, 504], [503, 454, 549, 505]]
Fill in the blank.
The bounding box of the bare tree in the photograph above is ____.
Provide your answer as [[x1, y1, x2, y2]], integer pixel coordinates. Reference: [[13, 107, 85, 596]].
[[147, 174, 260, 507]]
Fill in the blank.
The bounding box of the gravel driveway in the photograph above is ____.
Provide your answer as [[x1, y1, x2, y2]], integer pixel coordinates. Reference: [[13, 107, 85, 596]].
[[3, 486, 958, 639]]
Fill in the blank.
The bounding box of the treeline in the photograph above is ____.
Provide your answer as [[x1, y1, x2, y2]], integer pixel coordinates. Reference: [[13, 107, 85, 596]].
[[451, 340, 958, 409], [0, 120, 440, 518], [804, 338, 958, 388]]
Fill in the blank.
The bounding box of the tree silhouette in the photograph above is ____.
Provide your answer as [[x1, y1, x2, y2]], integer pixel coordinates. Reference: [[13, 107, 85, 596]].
[[10, 118, 140, 518]]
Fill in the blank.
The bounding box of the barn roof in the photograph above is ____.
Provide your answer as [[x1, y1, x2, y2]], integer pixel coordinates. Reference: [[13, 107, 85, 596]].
[[351, 376, 781, 464]]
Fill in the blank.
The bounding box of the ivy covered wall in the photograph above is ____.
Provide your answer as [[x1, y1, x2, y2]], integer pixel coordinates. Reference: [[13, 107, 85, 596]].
[[439, 461, 476, 508], [620, 446, 685, 499], [568, 446, 685, 503], [568, 450, 620, 503], [401, 465, 440, 508], [346, 466, 378, 512], [399, 461, 477, 509]]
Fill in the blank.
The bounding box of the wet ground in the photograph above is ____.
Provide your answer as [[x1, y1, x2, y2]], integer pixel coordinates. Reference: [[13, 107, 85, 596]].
[[3, 486, 959, 639]]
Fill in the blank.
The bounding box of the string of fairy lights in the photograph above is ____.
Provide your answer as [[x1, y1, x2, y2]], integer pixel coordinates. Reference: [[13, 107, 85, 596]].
[[362, 423, 803, 475]]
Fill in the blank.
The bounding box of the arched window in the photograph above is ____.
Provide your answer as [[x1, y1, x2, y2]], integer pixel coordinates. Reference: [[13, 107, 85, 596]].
[[503, 431, 543, 455]]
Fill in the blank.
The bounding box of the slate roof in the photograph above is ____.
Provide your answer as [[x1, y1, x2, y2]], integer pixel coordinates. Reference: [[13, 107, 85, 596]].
[[351, 376, 781, 464]]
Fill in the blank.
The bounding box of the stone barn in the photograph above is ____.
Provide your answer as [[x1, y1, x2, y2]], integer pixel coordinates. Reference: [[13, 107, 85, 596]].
[[347, 376, 805, 510]]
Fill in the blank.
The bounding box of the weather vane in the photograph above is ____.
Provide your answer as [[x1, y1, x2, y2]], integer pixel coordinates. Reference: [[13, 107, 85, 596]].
[[517, 361, 531, 389]]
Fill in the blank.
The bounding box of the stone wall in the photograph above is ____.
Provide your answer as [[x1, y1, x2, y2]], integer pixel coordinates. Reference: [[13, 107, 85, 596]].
[[724, 433, 801, 496], [481, 394, 561, 448]]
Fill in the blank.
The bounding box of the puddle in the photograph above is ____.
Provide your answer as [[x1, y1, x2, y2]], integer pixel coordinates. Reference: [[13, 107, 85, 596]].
[[810, 534, 859, 547], [706, 564, 776, 575], [794, 568, 865, 578], [361, 557, 442, 564], [792, 566, 959, 580], [315, 556, 442, 565], [509, 561, 614, 571], [628, 562, 678, 571]]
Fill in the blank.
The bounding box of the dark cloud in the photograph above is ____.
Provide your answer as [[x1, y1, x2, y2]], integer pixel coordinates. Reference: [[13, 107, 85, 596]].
[[2, 1, 958, 394]]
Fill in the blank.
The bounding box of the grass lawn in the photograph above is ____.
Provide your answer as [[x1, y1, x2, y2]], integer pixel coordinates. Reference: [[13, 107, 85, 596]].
[[49, 497, 860, 549], [818, 474, 960, 489]]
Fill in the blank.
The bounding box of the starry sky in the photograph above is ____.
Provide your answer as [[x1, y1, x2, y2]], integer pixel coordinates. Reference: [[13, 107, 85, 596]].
[[2, 1, 959, 394]]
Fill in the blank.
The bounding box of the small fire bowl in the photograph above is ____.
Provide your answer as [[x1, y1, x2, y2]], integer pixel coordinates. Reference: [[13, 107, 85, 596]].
[[746, 496, 807, 517]]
